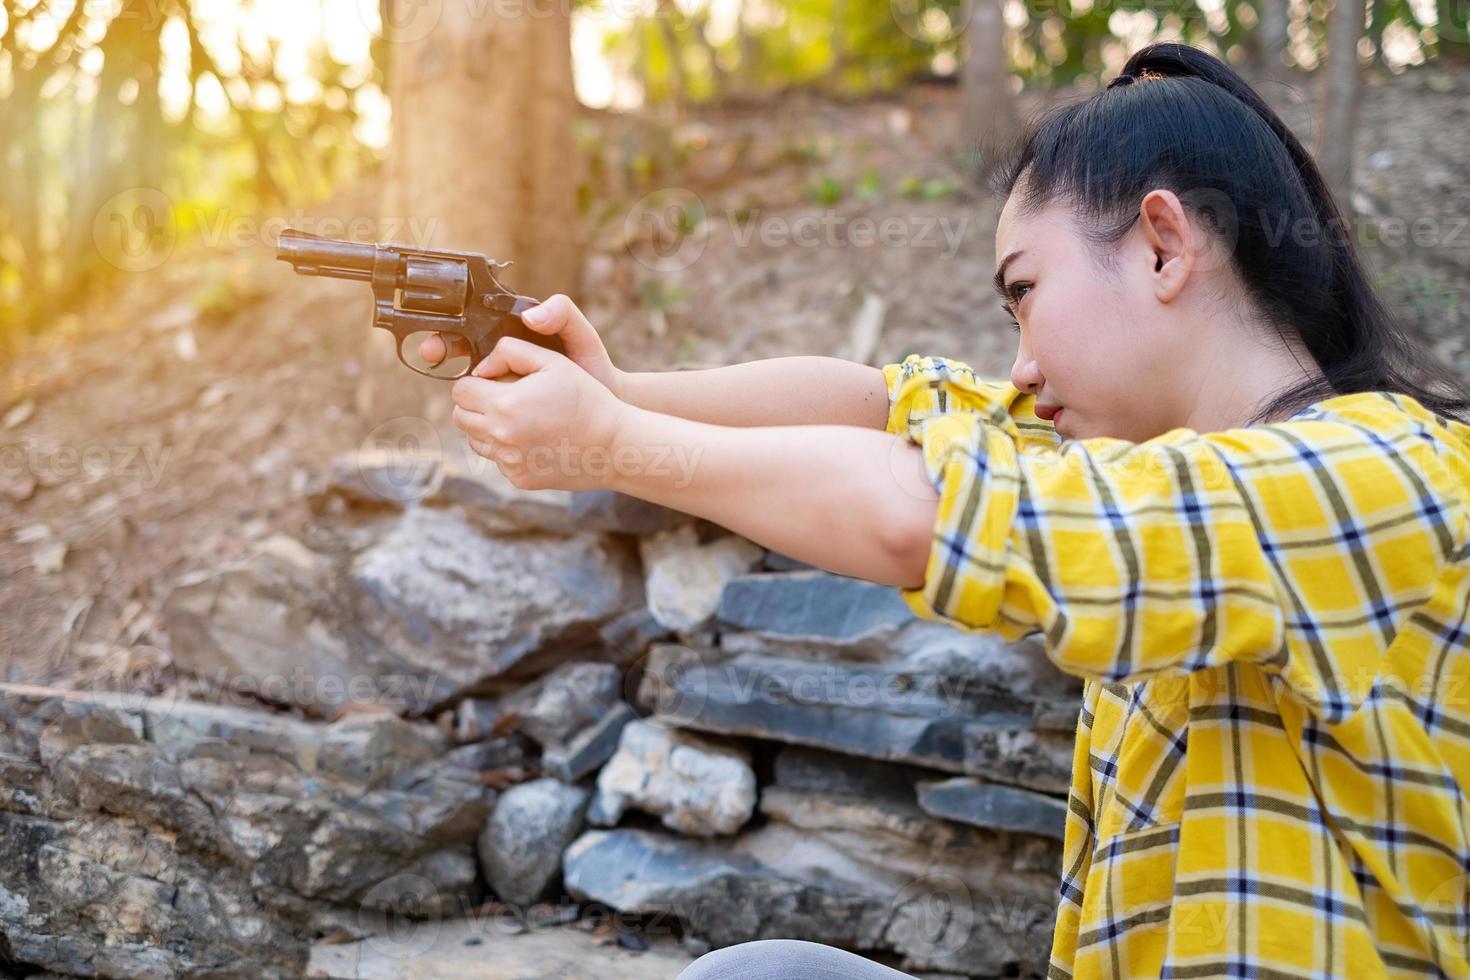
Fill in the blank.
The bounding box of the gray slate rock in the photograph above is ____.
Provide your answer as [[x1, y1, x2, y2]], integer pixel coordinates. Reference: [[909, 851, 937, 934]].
[[500, 661, 621, 749], [771, 745, 922, 803], [319, 449, 579, 536], [0, 683, 496, 978], [164, 509, 643, 714], [564, 781, 1062, 977], [716, 571, 915, 640], [917, 777, 1069, 841], [637, 644, 1077, 793], [542, 702, 637, 783], [569, 490, 690, 534], [477, 778, 591, 907]]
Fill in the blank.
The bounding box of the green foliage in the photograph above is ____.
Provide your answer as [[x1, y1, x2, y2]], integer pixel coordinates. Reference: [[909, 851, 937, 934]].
[[0, 0, 381, 339], [897, 173, 958, 199], [805, 175, 847, 205], [640, 278, 690, 310]]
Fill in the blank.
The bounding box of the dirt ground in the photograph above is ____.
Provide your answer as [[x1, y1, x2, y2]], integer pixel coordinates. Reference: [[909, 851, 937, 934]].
[[3, 66, 1468, 699]]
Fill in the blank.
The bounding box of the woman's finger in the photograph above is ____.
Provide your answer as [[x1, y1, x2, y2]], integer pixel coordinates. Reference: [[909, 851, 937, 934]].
[[418, 332, 473, 367], [452, 405, 498, 443], [519, 294, 602, 361]]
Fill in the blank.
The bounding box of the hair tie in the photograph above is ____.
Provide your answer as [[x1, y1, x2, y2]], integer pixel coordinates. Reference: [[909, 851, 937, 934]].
[[1107, 73, 1136, 90]]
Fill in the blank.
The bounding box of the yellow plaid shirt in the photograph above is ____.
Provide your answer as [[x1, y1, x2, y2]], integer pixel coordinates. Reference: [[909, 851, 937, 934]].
[[881, 354, 1470, 979]]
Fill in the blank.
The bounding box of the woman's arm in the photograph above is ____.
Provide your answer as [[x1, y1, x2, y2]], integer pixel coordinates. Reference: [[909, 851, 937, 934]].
[[617, 357, 891, 430], [505, 293, 893, 430], [605, 405, 938, 586]]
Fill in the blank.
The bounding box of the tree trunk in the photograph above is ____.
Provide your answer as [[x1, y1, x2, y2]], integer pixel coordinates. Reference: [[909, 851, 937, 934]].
[[381, 0, 582, 303], [1254, 0, 1289, 74], [1317, 0, 1366, 210], [960, 0, 1016, 174]]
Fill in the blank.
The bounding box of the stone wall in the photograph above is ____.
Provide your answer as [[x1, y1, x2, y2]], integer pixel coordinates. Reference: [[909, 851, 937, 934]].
[[0, 454, 1084, 979]]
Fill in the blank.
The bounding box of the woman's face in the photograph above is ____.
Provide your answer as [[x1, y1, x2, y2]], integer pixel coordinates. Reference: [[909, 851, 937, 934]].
[[994, 189, 1204, 443]]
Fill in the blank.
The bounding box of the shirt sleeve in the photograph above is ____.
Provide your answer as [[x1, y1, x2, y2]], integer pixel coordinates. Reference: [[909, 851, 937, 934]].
[[895, 398, 1465, 721], [882, 354, 1062, 452]]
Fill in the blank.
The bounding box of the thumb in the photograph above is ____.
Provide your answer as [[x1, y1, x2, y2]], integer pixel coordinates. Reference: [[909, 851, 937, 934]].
[[518, 294, 604, 361], [473, 335, 559, 380]]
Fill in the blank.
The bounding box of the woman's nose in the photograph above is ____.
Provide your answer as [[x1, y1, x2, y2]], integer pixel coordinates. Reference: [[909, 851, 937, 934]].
[[1011, 356, 1044, 395]]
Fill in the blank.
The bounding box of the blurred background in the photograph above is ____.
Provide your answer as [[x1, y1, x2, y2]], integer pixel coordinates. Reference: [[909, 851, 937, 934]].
[[1, 0, 1468, 976]]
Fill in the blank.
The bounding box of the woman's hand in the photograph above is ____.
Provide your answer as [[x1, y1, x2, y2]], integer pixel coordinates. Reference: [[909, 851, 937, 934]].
[[419, 294, 626, 398], [516, 295, 625, 397], [450, 336, 631, 492]]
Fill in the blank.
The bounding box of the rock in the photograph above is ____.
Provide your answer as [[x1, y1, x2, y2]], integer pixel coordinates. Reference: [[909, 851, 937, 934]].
[[308, 918, 692, 979], [161, 533, 358, 715], [771, 745, 922, 803], [347, 510, 642, 710], [434, 461, 579, 536], [0, 812, 305, 979], [541, 702, 637, 783], [762, 550, 814, 572], [318, 449, 578, 536], [0, 684, 497, 978], [453, 697, 502, 743], [716, 571, 914, 640], [568, 490, 690, 534], [637, 644, 1077, 793], [164, 509, 644, 715], [598, 606, 675, 665], [641, 526, 765, 632], [499, 662, 621, 748], [917, 777, 1068, 841], [477, 778, 591, 907], [590, 720, 757, 836], [565, 778, 1062, 977]]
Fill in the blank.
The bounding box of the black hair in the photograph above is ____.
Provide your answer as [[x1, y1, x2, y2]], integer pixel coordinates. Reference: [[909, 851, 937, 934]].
[[989, 42, 1470, 425]]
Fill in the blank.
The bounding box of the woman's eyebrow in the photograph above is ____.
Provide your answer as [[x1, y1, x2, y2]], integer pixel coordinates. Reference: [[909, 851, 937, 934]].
[[993, 249, 1025, 298]]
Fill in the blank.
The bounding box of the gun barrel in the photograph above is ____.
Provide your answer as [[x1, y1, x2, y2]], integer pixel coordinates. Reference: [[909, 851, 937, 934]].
[[276, 229, 376, 275]]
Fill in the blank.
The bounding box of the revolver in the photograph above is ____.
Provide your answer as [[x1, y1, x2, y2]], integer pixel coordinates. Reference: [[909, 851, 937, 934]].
[[275, 228, 561, 379]]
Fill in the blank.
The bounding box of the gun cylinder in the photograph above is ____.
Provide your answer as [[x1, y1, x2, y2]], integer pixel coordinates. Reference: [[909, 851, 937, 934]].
[[400, 257, 469, 315]]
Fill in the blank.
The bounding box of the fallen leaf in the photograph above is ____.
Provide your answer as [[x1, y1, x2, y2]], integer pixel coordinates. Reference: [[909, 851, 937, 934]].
[[15, 523, 52, 544], [33, 539, 66, 574], [3, 400, 35, 429], [328, 701, 397, 722], [0, 473, 36, 502], [480, 766, 531, 790]]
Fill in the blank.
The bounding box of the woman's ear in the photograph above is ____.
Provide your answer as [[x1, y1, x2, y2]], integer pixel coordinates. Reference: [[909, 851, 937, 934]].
[[1137, 189, 1195, 303]]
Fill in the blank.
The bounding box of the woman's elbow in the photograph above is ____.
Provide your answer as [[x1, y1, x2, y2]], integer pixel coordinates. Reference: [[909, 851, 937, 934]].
[[879, 492, 936, 590]]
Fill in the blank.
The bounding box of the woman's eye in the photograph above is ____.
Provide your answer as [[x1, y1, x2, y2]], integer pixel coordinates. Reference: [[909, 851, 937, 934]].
[[1000, 303, 1020, 332]]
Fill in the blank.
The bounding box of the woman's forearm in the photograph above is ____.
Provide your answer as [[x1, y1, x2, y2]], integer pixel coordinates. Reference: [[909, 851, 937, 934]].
[[605, 405, 937, 587], [616, 356, 891, 430]]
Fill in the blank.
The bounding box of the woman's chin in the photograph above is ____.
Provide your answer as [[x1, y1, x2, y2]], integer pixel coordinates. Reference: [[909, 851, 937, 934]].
[[1052, 408, 1071, 438]]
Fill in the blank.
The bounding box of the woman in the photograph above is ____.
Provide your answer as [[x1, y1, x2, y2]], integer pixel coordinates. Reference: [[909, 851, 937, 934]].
[[439, 43, 1470, 978]]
